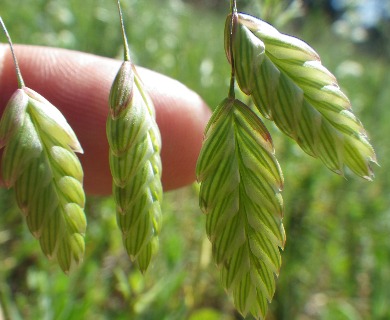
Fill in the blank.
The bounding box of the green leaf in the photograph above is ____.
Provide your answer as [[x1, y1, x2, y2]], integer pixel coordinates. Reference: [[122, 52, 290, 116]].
[[227, 12, 377, 179], [196, 98, 285, 319], [107, 64, 163, 273], [0, 87, 86, 273]]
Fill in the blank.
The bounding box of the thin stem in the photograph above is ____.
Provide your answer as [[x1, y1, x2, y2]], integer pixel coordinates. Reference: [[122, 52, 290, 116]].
[[230, 0, 237, 13], [117, 0, 131, 62], [0, 17, 25, 88], [228, 0, 237, 98], [0, 282, 12, 320]]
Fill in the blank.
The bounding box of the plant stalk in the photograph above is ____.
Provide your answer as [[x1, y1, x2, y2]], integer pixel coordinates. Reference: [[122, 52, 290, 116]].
[[116, 0, 131, 62], [228, 0, 237, 99], [0, 17, 25, 88], [0, 282, 13, 320]]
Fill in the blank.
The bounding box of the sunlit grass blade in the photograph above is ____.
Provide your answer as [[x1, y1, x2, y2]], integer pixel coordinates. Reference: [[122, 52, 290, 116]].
[[227, 12, 377, 179], [196, 97, 285, 319]]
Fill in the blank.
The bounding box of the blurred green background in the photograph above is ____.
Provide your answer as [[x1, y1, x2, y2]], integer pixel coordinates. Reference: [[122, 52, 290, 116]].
[[1, 0, 389, 319]]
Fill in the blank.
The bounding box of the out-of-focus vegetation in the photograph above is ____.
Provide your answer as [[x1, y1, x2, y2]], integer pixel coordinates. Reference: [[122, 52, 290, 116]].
[[0, 0, 389, 319]]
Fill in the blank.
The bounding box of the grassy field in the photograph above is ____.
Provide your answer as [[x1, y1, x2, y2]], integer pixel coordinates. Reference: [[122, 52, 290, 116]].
[[1, 0, 390, 319]]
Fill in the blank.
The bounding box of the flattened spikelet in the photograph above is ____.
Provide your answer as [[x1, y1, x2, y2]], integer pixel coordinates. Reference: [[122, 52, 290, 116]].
[[107, 63, 163, 273], [227, 12, 377, 179], [0, 87, 86, 273], [196, 98, 285, 319]]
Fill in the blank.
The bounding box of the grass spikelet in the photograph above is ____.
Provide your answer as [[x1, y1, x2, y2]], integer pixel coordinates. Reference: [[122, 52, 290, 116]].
[[226, 12, 377, 180], [0, 16, 86, 273], [106, 0, 163, 272], [196, 97, 285, 319]]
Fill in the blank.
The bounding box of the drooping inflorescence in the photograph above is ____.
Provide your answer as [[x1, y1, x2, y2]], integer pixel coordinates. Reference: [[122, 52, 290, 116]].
[[197, 3, 376, 319], [226, 12, 377, 179], [0, 17, 87, 273], [196, 97, 285, 319], [106, 1, 163, 272]]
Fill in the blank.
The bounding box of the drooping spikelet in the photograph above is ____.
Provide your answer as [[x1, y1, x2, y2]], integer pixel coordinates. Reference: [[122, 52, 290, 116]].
[[107, 60, 163, 272], [226, 12, 377, 179], [107, 1, 163, 272], [197, 97, 285, 319], [0, 87, 86, 273]]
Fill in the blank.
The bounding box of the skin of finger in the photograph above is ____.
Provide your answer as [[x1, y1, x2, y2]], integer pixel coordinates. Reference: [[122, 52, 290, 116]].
[[0, 45, 211, 195]]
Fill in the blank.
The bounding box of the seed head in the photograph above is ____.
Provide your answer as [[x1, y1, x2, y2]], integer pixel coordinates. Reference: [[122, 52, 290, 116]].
[[0, 86, 86, 273]]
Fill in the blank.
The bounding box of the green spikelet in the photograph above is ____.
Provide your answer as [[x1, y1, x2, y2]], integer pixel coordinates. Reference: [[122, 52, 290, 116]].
[[196, 97, 285, 319], [0, 17, 86, 273], [107, 64, 163, 273], [226, 12, 377, 179], [107, 1, 163, 272], [0, 87, 86, 273]]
